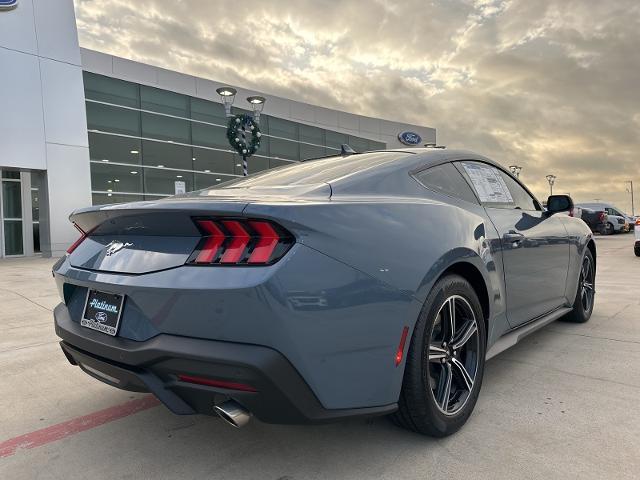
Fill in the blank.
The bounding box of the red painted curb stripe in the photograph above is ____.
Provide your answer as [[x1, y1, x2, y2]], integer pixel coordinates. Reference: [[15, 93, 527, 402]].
[[0, 395, 160, 458]]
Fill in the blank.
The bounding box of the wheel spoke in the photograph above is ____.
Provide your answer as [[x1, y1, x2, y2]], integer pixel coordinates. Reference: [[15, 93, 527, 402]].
[[445, 297, 456, 342], [428, 344, 447, 362], [452, 320, 477, 350], [436, 363, 452, 410], [583, 258, 591, 282], [451, 357, 474, 392]]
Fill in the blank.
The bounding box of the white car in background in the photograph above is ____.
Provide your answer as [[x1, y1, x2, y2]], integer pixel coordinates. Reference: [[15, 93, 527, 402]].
[[578, 203, 630, 234]]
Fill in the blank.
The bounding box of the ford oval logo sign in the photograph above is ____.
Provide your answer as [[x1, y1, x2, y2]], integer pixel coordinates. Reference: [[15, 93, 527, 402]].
[[398, 131, 422, 146], [0, 0, 18, 10]]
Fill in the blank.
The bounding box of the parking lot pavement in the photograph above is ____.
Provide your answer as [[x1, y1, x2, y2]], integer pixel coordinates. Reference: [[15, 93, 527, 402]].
[[1, 234, 639, 480]]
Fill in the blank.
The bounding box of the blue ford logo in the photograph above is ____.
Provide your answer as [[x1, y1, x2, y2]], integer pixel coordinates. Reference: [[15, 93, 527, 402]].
[[0, 0, 18, 10], [398, 131, 422, 146]]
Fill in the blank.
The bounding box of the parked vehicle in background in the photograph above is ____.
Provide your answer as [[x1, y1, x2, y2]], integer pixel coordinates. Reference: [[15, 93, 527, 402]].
[[577, 203, 629, 234], [635, 219, 640, 256], [579, 208, 609, 235]]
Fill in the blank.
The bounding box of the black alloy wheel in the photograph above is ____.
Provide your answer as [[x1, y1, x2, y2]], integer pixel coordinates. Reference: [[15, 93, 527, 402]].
[[579, 255, 595, 314], [427, 295, 480, 416], [563, 248, 596, 323]]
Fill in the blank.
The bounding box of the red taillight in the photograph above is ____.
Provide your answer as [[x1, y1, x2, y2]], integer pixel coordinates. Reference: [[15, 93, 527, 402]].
[[177, 374, 257, 392], [598, 212, 606, 221], [220, 221, 251, 263], [248, 221, 279, 263], [395, 326, 409, 366], [66, 224, 87, 254], [188, 218, 293, 266], [194, 220, 225, 263]]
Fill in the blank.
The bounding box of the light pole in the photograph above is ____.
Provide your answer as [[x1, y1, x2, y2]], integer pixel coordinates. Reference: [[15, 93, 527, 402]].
[[545, 174, 556, 196], [509, 165, 522, 178], [626, 180, 635, 216], [216, 87, 266, 176]]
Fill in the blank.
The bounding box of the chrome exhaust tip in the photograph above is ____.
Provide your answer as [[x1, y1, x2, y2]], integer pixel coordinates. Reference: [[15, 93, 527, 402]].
[[214, 400, 251, 428]]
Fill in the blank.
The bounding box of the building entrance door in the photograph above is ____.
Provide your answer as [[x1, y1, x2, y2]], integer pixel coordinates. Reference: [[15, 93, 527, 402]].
[[0, 169, 41, 257], [0, 170, 24, 257]]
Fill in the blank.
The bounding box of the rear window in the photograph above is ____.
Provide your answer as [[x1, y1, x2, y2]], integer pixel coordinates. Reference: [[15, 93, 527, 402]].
[[207, 152, 410, 188]]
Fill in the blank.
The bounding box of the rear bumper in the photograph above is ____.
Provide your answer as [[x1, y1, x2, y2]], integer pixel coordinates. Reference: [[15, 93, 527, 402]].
[[55, 303, 396, 424]]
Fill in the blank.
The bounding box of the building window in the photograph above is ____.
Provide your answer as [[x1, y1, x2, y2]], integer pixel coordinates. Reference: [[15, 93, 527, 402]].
[[86, 102, 141, 136], [84, 72, 140, 108], [140, 86, 189, 117], [88, 132, 141, 165]]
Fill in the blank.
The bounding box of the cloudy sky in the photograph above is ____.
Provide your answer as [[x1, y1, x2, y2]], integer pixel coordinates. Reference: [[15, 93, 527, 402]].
[[74, 0, 639, 210]]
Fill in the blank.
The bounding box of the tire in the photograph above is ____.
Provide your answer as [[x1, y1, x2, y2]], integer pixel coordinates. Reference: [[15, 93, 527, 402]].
[[605, 222, 614, 235], [634, 246, 640, 257], [390, 274, 486, 437], [563, 249, 596, 323]]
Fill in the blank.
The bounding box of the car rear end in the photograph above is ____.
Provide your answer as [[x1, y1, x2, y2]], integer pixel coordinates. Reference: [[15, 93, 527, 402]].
[[580, 208, 608, 234], [53, 153, 422, 424]]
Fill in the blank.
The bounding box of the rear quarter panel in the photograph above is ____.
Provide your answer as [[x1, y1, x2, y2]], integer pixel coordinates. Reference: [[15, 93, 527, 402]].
[[244, 191, 509, 346]]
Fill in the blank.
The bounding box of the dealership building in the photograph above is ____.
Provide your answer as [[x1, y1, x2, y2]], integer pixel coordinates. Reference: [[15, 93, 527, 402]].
[[0, 0, 436, 258]]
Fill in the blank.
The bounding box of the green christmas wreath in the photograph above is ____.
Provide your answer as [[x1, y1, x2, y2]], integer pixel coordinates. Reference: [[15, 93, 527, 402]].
[[226, 113, 261, 157]]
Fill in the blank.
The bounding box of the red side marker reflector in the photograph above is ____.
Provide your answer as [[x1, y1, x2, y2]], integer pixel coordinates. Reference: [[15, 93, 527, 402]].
[[177, 374, 257, 392], [219, 220, 250, 263], [248, 221, 280, 263], [395, 326, 409, 366], [195, 220, 225, 263], [66, 224, 88, 254]]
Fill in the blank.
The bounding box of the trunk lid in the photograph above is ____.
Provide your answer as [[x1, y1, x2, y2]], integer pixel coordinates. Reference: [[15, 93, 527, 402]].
[[67, 182, 330, 274], [68, 199, 249, 275]]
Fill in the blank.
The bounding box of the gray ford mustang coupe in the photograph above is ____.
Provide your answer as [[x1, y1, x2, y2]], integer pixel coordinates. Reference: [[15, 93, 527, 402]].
[[52, 148, 596, 436]]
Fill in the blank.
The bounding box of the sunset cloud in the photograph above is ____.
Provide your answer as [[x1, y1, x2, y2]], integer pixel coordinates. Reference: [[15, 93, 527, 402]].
[[74, 0, 640, 210]]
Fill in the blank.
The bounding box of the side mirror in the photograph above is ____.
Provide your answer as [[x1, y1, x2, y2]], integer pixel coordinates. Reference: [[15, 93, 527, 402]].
[[547, 195, 573, 214]]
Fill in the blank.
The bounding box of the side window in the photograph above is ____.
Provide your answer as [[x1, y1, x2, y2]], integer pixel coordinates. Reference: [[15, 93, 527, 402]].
[[457, 161, 540, 211], [413, 163, 479, 204], [606, 208, 620, 216], [498, 171, 540, 211]]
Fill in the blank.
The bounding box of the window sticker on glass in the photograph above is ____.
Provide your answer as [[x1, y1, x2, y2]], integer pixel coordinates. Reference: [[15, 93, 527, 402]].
[[462, 163, 514, 204]]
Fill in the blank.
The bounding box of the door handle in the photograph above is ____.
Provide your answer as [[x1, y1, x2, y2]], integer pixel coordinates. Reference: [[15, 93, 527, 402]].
[[503, 231, 525, 244]]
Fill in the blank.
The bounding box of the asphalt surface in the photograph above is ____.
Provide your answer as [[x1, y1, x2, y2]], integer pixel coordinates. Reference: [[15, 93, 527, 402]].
[[1, 233, 639, 479]]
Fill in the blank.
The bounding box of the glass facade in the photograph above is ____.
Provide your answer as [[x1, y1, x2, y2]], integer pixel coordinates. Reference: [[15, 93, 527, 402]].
[[84, 72, 386, 205]]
